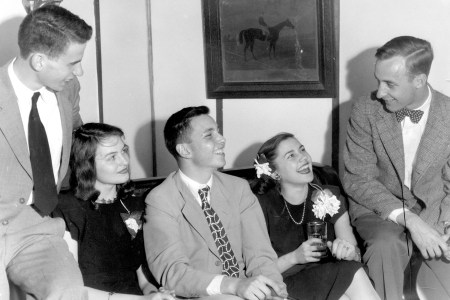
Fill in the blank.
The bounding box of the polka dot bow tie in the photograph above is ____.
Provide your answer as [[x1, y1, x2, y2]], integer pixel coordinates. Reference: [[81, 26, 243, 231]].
[[395, 107, 424, 124]]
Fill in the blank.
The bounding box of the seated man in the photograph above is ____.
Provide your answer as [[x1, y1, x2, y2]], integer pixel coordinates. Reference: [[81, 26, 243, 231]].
[[143, 106, 287, 299], [343, 36, 450, 300]]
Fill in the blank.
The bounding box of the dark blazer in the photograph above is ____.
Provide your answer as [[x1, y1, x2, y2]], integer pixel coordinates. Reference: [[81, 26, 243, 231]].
[[0, 61, 82, 225], [343, 88, 450, 232], [144, 170, 282, 298]]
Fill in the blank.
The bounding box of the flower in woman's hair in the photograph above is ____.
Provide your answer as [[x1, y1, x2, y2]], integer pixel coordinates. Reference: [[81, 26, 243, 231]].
[[311, 188, 340, 220], [254, 157, 273, 179]]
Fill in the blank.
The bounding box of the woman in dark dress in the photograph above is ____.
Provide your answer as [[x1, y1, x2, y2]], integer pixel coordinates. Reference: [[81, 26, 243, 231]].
[[53, 123, 175, 300], [251, 133, 379, 300]]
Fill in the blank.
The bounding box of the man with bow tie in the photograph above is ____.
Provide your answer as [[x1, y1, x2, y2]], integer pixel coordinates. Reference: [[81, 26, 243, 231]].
[[343, 36, 450, 300]]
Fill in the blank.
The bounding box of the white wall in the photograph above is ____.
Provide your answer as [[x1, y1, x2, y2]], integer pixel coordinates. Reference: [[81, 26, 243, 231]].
[[338, 0, 450, 174], [151, 0, 332, 176], [98, 0, 153, 178]]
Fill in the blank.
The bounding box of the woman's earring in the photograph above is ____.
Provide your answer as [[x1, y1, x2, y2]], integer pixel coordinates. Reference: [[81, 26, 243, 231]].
[[271, 172, 281, 181]]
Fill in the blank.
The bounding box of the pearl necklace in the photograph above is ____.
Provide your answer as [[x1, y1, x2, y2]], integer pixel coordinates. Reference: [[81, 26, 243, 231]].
[[282, 183, 321, 225], [283, 198, 306, 225]]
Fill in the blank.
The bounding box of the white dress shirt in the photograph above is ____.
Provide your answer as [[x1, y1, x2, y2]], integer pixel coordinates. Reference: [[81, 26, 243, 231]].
[[8, 59, 63, 205], [178, 170, 225, 295], [389, 86, 432, 222]]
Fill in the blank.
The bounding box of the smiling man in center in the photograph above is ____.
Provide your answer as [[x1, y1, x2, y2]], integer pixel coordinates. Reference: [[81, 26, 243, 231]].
[[144, 106, 287, 300]]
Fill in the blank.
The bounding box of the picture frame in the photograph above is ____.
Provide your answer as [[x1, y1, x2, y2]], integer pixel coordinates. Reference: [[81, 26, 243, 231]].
[[202, 0, 336, 99]]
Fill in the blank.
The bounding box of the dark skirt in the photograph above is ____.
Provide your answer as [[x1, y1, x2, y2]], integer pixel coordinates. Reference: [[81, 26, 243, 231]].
[[284, 260, 363, 300]]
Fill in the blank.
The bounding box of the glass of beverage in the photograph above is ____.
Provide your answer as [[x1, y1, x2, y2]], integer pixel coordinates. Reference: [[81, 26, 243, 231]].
[[307, 221, 327, 258]]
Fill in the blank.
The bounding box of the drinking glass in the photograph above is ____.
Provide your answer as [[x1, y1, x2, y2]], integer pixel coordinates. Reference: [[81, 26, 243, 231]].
[[307, 221, 327, 258]]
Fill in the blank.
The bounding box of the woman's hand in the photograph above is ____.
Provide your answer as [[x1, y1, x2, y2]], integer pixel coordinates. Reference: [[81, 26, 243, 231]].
[[329, 238, 359, 261], [292, 238, 323, 264]]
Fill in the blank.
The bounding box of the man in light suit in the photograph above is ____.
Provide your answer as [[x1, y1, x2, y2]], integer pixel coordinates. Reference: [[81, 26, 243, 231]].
[[144, 106, 287, 299], [0, 5, 92, 299], [343, 36, 450, 300]]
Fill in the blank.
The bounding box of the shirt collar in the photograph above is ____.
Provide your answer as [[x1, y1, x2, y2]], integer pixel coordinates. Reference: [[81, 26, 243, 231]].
[[179, 169, 213, 191], [415, 85, 432, 112], [8, 58, 53, 103]]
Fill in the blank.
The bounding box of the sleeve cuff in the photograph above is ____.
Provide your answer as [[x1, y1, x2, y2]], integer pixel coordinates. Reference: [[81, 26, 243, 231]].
[[206, 275, 225, 295], [389, 208, 410, 224]]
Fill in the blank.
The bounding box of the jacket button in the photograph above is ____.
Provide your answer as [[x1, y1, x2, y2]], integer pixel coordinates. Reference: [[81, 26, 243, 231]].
[[215, 261, 221, 266], [2, 220, 8, 225], [19, 198, 25, 204]]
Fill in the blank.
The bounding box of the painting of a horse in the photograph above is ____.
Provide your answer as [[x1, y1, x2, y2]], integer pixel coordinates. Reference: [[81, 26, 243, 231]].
[[238, 28, 267, 61], [261, 18, 295, 58]]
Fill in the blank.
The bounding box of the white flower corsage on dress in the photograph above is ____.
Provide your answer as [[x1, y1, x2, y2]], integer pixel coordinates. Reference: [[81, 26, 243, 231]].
[[310, 183, 340, 220], [120, 211, 143, 240]]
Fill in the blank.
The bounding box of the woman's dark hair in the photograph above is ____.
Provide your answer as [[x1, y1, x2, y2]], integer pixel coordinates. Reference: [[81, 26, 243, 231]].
[[70, 123, 124, 201], [250, 132, 294, 195]]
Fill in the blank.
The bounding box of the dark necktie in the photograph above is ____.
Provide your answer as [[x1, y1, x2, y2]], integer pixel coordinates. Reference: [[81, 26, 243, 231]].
[[395, 107, 424, 123], [29, 92, 58, 216], [198, 186, 239, 277]]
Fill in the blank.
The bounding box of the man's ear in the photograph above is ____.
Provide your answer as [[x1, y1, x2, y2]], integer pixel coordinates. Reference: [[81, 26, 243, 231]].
[[30, 53, 45, 72], [176, 143, 191, 159], [413, 73, 427, 88]]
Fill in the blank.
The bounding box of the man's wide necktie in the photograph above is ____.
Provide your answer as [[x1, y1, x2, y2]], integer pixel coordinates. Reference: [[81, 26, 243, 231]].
[[198, 186, 239, 277], [29, 92, 58, 216], [395, 107, 424, 124]]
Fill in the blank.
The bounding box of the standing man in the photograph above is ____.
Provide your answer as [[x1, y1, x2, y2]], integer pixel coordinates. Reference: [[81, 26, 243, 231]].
[[343, 36, 450, 300], [144, 106, 287, 299], [0, 5, 92, 299]]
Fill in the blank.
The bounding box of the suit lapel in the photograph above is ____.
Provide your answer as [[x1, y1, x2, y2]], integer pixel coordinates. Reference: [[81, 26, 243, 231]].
[[55, 90, 70, 187], [375, 105, 405, 183], [0, 64, 32, 178], [174, 172, 220, 258], [210, 173, 231, 230], [412, 90, 450, 187]]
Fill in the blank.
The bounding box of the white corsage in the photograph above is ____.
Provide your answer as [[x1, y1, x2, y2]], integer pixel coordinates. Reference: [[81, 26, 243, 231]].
[[310, 184, 340, 220], [120, 211, 143, 239]]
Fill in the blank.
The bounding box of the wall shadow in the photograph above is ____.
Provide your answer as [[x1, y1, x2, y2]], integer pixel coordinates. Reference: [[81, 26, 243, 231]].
[[337, 47, 378, 175], [134, 121, 154, 178], [232, 142, 262, 169], [0, 17, 22, 66]]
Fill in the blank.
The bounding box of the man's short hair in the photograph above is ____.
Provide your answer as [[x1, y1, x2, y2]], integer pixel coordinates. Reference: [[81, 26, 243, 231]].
[[164, 106, 210, 159], [375, 36, 433, 77], [18, 4, 93, 59]]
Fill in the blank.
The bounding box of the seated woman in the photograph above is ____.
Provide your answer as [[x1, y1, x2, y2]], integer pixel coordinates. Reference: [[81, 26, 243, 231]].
[[52, 123, 174, 300], [251, 133, 379, 300]]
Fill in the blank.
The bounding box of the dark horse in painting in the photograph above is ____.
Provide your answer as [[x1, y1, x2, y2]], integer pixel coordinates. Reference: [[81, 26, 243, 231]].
[[261, 18, 295, 58], [238, 28, 267, 61]]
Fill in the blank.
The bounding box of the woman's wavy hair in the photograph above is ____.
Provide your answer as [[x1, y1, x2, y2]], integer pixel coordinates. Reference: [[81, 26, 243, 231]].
[[250, 132, 294, 195], [70, 123, 125, 201]]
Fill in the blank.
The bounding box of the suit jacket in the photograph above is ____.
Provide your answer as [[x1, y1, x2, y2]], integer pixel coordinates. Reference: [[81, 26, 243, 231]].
[[343, 88, 450, 233], [144, 170, 282, 298], [0, 61, 82, 225]]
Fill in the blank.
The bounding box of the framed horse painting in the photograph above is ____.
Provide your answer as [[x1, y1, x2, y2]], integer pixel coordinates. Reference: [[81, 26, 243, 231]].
[[202, 0, 336, 98]]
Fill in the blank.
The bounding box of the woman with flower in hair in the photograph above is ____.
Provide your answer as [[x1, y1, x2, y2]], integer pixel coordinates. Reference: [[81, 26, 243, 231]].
[[52, 123, 175, 300], [251, 133, 379, 300]]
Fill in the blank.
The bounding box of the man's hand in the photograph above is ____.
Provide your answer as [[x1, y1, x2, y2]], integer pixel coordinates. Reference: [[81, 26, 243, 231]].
[[221, 275, 287, 300], [328, 238, 356, 261], [399, 212, 449, 259]]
